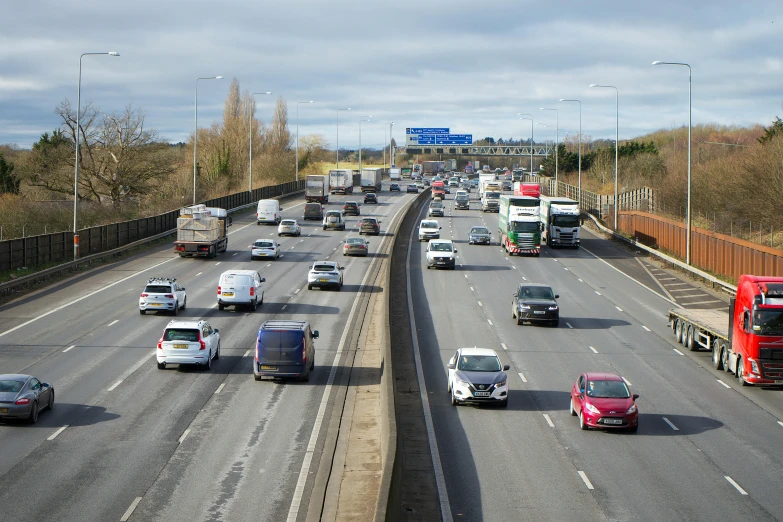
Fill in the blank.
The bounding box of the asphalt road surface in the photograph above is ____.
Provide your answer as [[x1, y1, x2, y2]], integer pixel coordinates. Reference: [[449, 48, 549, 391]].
[[0, 186, 415, 522], [408, 189, 783, 521]]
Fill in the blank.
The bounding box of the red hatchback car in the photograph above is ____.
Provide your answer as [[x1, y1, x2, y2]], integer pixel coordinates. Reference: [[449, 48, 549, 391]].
[[570, 372, 639, 432]]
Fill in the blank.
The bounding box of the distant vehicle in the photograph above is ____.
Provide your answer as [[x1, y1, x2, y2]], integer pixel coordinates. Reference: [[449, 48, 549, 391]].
[[359, 217, 381, 235], [323, 210, 346, 231], [468, 226, 491, 245], [361, 168, 383, 192], [501, 181, 512, 191], [139, 277, 186, 315], [428, 200, 445, 217], [390, 182, 401, 192], [412, 164, 423, 177], [454, 191, 470, 210], [512, 283, 559, 327], [423, 179, 431, 187], [448, 178, 459, 188], [425, 239, 457, 270], [418, 220, 441, 241], [364, 192, 378, 204], [277, 219, 301, 237], [540, 196, 580, 248], [343, 237, 370, 256], [407, 184, 419, 193], [250, 239, 280, 261], [175, 205, 231, 258], [0, 374, 54, 423], [389, 168, 402, 181], [306, 174, 330, 203], [570, 372, 639, 432], [254, 320, 318, 381], [447, 348, 509, 407], [303, 202, 324, 221], [218, 270, 265, 311], [330, 169, 354, 195], [157, 320, 220, 371], [256, 200, 283, 225], [342, 201, 360, 216], [308, 261, 344, 290], [432, 181, 446, 199]]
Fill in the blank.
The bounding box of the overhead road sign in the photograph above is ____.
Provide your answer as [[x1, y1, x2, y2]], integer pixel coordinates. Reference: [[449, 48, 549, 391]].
[[435, 134, 472, 145], [406, 127, 449, 135]]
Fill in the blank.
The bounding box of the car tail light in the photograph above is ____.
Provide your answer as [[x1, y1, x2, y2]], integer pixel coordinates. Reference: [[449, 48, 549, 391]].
[[165, 294, 174, 298], [302, 347, 307, 364], [250, 287, 255, 296], [157, 338, 163, 349], [359, 245, 366, 249], [217, 286, 222, 295], [15, 398, 30, 405], [141, 293, 148, 297], [199, 335, 206, 351]]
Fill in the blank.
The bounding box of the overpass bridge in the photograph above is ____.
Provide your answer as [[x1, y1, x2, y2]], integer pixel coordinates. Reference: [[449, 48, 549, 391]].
[[398, 143, 553, 157]]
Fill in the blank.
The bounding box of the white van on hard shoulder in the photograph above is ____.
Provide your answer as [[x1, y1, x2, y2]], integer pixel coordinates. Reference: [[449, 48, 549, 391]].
[[217, 270, 265, 311], [257, 199, 283, 225]]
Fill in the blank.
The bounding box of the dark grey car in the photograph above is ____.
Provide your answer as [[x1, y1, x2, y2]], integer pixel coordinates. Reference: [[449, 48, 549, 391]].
[[0, 374, 54, 423], [468, 226, 491, 245], [512, 283, 559, 327]]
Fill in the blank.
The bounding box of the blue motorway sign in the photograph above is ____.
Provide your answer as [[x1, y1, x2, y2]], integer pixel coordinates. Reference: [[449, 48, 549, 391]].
[[415, 136, 436, 145], [406, 127, 449, 135], [436, 134, 472, 145]]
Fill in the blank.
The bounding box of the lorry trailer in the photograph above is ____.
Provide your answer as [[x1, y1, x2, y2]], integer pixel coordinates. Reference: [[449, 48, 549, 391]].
[[174, 205, 231, 258]]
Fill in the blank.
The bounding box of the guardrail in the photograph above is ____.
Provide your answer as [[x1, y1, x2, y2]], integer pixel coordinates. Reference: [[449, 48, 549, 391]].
[[0, 186, 305, 298]]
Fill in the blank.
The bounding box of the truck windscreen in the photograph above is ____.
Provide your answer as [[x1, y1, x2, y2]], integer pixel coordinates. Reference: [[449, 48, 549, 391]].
[[753, 310, 783, 335], [553, 215, 580, 227], [486, 192, 500, 199], [510, 222, 539, 233]]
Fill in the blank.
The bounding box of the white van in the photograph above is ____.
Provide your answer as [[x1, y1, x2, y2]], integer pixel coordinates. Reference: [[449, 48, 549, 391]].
[[217, 270, 265, 311], [257, 199, 283, 225]]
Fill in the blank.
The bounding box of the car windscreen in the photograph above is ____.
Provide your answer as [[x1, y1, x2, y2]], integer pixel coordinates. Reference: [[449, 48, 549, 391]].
[[0, 380, 24, 393], [281, 220, 296, 226], [144, 285, 172, 294], [518, 286, 554, 299], [258, 330, 304, 350], [344, 203, 357, 207], [254, 241, 274, 248], [313, 264, 336, 272], [431, 202, 443, 208], [346, 238, 364, 244], [470, 227, 489, 235], [326, 213, 340, 221], [458, 355, 501, 372], [586, 380, 630, 398], [421, 222, 438, 229], [430, 243, 453, 252], [164, 329, 200, 342], [361, 219, 377, 226]]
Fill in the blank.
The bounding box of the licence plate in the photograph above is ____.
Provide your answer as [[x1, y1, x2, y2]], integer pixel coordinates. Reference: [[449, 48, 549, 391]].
[[173, 344, 188, 349], [0, 408, 7, 413], [223, 292, 234, 297], [604, 418, 623, 425], [150, 303, 162, 307], [261, 365, 277, 370], [775, 380, 783, 384], [319, 278, 329, 283], [533, 311, 546, 314], [474, 391, 491, 397]]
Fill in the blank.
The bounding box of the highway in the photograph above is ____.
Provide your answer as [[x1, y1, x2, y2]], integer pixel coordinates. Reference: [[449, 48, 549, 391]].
[[408, 189, 783, 521], [0, 186, 415, 521]]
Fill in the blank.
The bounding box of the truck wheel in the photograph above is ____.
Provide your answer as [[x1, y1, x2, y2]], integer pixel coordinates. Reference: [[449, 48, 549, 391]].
[[722, 346, 731, 373], [681, 324, 689, 345], [737, 357, 749, 386], [686, 327, 697, 351], [712, 340, 724, 370], [674, 320, 683, 343]]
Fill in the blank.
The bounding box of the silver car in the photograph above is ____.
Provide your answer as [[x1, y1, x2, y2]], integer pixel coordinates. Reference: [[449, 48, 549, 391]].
[[343, 237, 370, 256], [0, 374, 54, 423], [468, 226, 492, 245], [139, 277, 186, 315], [278, 219, 301, 237], [308, 261, 344, 290]]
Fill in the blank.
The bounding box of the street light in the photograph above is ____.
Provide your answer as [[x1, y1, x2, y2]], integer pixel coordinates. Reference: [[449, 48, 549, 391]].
[[336, 108, 351, 168], [540, 107, 559, 195], [559, 98, 582, 201], [249, 91, 272, 194], [193, 76, 223, 205], [517, 113, 534, 175], [295, 101, 315, 182], [73, 51, 120, 259], [536, 123, 553, 155], [589, 84, 619, 230], [358, 116, 372, 172], [653, 60, 692, 265], [389, 122, 395, 167]]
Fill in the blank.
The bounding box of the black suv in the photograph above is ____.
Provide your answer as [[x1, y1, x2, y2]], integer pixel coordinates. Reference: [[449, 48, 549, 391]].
[[364, 193, 378, 204], [342, 201, 360, 216], [512, 283, 559, 327], [359, 217, 381, 235]]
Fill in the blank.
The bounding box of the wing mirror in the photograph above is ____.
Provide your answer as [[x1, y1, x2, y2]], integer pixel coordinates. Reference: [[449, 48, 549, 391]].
[[554, 294, 560, 299], [632, 394, 640, 400], [454, 249, 458, 253], [339, 267, 345, 270], [439, 227, 442, 230], [228, 216, 233, 226], [447, 362, 455, 369], [181, 287, 186, 291], [214, 328, 220, 334], [503, 365, 510, 371], [313, 330, 320, 339], [280, 207, 284, 211], [513, 292, 518, 297], [260, 278, 266, 283]]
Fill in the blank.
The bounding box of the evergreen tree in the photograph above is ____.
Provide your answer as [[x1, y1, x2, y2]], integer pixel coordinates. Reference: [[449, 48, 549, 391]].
[[0, 152, 20, 194]]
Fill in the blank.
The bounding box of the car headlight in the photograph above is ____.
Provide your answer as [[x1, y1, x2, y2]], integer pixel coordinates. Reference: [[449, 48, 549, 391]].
[[519, 304, 530, 310], [455, 378, 469, 387], [626, 403, 637, 414], [495, 380, 507, 388], [548, 305, 558, 311], [584, 403, 601, 414], [750, 360, 760, 374]]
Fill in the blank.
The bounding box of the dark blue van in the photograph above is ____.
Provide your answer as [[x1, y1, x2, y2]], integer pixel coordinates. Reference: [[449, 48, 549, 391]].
[[254, 320, 318, 381]]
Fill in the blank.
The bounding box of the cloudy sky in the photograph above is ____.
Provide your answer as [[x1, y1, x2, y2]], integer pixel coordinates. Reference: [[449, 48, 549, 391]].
[[1, 0, 780, 150]]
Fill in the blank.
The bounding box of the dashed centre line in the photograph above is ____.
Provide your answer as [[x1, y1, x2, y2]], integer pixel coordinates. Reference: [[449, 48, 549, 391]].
[[214, 383, 226, 394], [662, 417, 679, 431], [543, 414, 555, 428], [196, 272, 203, 277], [724, 476, 748, 495], [673, 348, 684, 356], [487, 319, 493, 326], [47, 425, 69, 441], [178, 429, 191, 444], [616, 306, 623, 312], [107, 380, 123, 391], [566, 322, 573, 329], [518, 372, 527, 383], [107, 319, 119, 327], [120, 497, 143, 522], [717, 379, 732, 389], [642, 326, 651, 332], [477, 301, 483, 307], [577, 471, 595, 490], [501, 343, 508, 351], [63, 345, 75, 353], [589, 346, 598, 354]]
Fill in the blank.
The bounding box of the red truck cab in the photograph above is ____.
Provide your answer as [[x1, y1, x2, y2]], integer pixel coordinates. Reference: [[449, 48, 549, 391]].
[[432, 181, 446, 199], [731, 275, 783, 385]]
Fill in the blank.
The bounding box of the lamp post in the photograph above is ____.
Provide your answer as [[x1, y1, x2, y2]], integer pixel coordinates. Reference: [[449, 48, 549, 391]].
[[589, 84, 619, 230], [653, 60, 692, 265], [389, 122, 395, 167], [295, 101, 315, 182], [249, 91, 272, 194], [73, 51, 120, 259], [336, 108, 351, 168], [540, 107, 559, 195], [559, 99, 582, 201], [517, 113, 534, 175], [536, 123, 553, 156], [358, 116, 372, 172], [193, 76, 223, 205]]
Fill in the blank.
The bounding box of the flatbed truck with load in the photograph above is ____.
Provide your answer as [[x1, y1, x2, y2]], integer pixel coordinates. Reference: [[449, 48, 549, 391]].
[[498, 195, 542, 256], [306, 174, 329, 203], [174, 205, 232, 258], [329, 169, 353, 195], [667, 274, 783, 386], [540, 195, 580, 248]]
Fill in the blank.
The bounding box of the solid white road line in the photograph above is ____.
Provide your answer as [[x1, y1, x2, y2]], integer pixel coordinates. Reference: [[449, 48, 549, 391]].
[[518, 372, 527, 383], [120, 497, 143, 522], [684, 299, 722, 305], [662, 417, 679, 431], [501, 343, 508, 351], [214, 383, 226, 394], [577, 471, 595, 490], [724, 476, 748, 495], [63, 345, 75, 353], [178, 429, 191, 444], [47, 425, 69, 441], [666, 282, 688, 286], [622, 377, 632, 386], [673, 348, 684, 356], [487, 319, 493, 326], [717, 379, 732, 389], [107, 380, 123, 391], [107, 319, 119, 327], [589, 346, 598, 354], [642, 326, 651, 331], [543, 414, 555, 428]]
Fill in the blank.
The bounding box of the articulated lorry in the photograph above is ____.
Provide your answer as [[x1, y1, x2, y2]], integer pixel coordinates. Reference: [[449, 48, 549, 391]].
[[540, 195, 580, 248], [422, 161, 444, 174], [389, 168, 402, 181], [668, 275, 783, 386], [361, 168, 383, 192], [329, 169, 353, 195], [306, 174, 329, 203], [498, 195, 542, 256], [174, 205, 231, 258]]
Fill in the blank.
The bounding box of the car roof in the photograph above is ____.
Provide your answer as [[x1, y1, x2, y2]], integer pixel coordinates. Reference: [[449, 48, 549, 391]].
[[221, 269, 259, 277], [518, 282, 552, 288], [345, 201, 358, 204], [313, 260, 338, 266], [457, 347, 499, 357], [428, 239, 453, 245], [420, 220, 438, 225], [166, 320, 206, 329], [583, 372, 623, 382], [259, 320, 308, 331], [0, 374, 32, 380]]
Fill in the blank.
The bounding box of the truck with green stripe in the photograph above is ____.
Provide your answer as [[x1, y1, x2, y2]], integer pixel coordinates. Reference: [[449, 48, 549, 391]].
[[498, 195, 542, 256]]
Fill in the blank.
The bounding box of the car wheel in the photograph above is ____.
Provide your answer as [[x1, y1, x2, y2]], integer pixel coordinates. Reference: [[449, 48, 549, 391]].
[[499, 399, 508, 408], [254, 375, 263, 381], [28, 401, 39, 424], [139, 309, 145, 315], [48, 389, 55, 411], [214, 342, 220, 360], [251, 299, 258, 311], [712, 340, 724, 370], [172, 303, 178, 316], [450, 390, 457, 406], [205, 351, 212, 371], [579, 410, 589, 430], [308, 284, 313, 290], [182, 297, 187, 310], [569, 398, 577, 416], [218, 303, 225, 311], [157, 362, 166, 370], [629, 424, 638, 433]]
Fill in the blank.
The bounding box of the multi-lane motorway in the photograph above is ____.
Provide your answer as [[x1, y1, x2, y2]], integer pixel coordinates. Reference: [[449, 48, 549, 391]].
[[408, 189, 783, 521], [0, 187, 415, 521]]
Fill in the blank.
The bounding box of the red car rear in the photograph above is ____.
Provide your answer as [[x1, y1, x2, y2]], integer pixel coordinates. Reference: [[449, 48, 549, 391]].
[[570, 372, 639, 432]]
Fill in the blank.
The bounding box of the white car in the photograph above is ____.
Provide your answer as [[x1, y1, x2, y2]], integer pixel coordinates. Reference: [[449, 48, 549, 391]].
[[418, 219, 441, 241], [250, 239, 280, 260], [447, 348, 509, 407], [426, 239, 457, 270], [307, 261, 344, 290], [157, 320, 220, 370], [139, 277, 186, 315], [278, 219, 301, 237], [218, 270, 265, 311]]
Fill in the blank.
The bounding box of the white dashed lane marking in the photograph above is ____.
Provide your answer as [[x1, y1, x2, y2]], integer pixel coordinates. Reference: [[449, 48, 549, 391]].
[[518, 372, 527, 383], [107, 380, 123, 391], [578, 471, 594, 490], [543, 414, 555, 428], [63, 345, 75, 353], [673, 348, 684, 355], [107, 320, 119, 327], [717, 380, 732, 389], [214, 383, 226, 394], [589, 346, 598, 354], [47, 425, 69, 441], [662, 417, 679, 431]]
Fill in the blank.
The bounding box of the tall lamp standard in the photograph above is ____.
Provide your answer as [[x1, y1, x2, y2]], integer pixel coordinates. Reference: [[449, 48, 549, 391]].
[[336, 107, 351, 168], [653, 60, 692, 265], [589, 84, 619, 230], [517, 113, 534, 174], [193, 76, 223, 205], [540, 107, 559, 195], [358, 116, 372, 172], [559, 99, 582, 201], [73, 51, 120, 259], [295, 100, 315, 182], [389, 122, 395, 167], [249, 91, 272, 193], [536, 123, 553, 157]]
